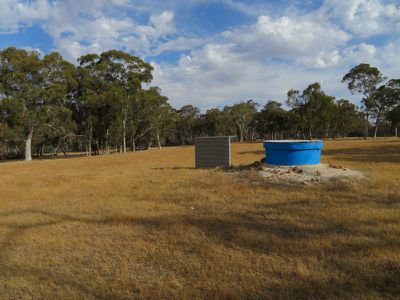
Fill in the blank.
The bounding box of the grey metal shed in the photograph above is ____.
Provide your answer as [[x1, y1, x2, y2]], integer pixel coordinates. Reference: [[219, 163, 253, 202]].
[[194, 136, 231, 168]]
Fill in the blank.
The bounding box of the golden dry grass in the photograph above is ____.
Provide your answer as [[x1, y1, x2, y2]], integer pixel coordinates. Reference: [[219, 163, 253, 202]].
[[0, 138, 399, 299]]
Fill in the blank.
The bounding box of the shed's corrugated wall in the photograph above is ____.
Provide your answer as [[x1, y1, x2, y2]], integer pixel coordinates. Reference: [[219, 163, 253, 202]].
[[195, 136, 231, 168]]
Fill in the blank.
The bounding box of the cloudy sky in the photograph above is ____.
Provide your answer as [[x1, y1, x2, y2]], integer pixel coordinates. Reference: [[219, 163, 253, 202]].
[[0, 0, 399, 109]]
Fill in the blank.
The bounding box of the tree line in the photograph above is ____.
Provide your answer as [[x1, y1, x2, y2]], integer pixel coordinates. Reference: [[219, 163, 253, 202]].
[[0, 47, 399, 161]]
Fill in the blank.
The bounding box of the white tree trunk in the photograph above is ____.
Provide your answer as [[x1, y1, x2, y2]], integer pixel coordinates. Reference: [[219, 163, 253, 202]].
[[156, 133, 161, 149], [88, 124, 92, 157], [122, 118, 127, 154], [395, 126, 398, 137], [105, 128, 109, 155], [87, 141, 91, 157], [373, 111, 380, 138], [373, 124, 378, 138], [132, 137, 136, 151], [25, 127, 34, 161], [364, 113, 369, 139]]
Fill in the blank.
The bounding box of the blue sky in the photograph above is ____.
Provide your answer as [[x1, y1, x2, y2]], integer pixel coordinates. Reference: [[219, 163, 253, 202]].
[[0, 0, 399, 109]]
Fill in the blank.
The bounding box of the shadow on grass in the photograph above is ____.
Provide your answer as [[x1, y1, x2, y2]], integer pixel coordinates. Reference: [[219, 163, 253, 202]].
[[0, 199, 399, 298], [0, 153, 90, 164], [322, 144, 400, 164], [151, 167, 195, 171], [237, 150, 264, 156], [0, 218, 104, 298]]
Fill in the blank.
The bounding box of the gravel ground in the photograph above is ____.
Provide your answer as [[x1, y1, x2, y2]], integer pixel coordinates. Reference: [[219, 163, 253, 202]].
[[258, 163, 364, 184]]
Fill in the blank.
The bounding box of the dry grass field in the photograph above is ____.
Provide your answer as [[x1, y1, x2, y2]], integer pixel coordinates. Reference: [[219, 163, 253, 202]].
[[0, 138, 399, 299]]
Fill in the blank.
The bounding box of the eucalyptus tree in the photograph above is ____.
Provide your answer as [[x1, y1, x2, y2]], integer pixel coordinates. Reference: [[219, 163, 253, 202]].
[[176, 105, 201, 145], [387, 105, 400, 137], [97, 50, 153, 153], [371, 79, 400, 137], [75, 51, 153, 155], [0, 47, 76, 160], [342, 63, 386, 139], [75, 54, 106, 155], [29, 104, 78, 157], [0, 99, 23, 159], [257, 100, 289, 139], [287, 83, 335, 139], [138, 87, 174, 149], [287, 88, 307, 137], [286, 109, 303, 138], [198, 108, 226, 137], [331, 99, 361, 138], [226, 100, 258, 142]]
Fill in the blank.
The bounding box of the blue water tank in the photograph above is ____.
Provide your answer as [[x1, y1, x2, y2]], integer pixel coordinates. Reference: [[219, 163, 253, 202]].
[[263, 140, 323, 165]]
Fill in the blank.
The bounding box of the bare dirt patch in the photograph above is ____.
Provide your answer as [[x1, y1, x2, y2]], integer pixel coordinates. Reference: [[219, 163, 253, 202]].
[[233, 161, 364, 185]]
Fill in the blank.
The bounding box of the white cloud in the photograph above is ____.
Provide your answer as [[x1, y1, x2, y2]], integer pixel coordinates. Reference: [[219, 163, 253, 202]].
[[151, 7, 399, 109], [222, 15, 351, 60], [152, 12, 353, 107], [343, 43, 377, 62], [49, 13, 137, 61], [135, 11, 175, 40], [154, 37, 206, 55], [341, 41, 400, 78], [153, 37, 400, 109], [0, 0, 51, 33], [150, 11, 175, 35], [122, 11, 176, 55], [379, 41, 400, 73], [322, 0, 400, 37], [299, 50, 342, 68], [0, 0, 178, 61], [152, 56, 354, 109], [1, 0, 399, 110]]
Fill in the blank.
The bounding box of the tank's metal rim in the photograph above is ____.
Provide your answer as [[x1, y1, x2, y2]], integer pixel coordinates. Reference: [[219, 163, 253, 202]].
[[263, 140, 323, 143]]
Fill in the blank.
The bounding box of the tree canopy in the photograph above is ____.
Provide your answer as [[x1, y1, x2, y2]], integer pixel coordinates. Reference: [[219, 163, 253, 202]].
[[342, 63, 386, 139]]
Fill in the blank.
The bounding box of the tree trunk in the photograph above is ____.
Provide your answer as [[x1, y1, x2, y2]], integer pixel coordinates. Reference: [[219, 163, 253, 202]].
[[105, 128, 110, 155], [325, 125, 329, 137], [147, 138, 151, 149], [364, 113, 369, 139], [342, 122, 345, 138], [373, 111, 380, 138], [87, 141, 91, 157], [132, 137, 136, 151], [252, 128, 256, 141], [62, 147, 67, 158], [122, 118, 127, 154], [25, 127, 34, 161], [239, 127, 244, 143], [87, 123, 92, 157], [395, 125, 398, 137], [156, 133, 161, 149], [373, 122, 378, 138], [95, 140, 100, 155]]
